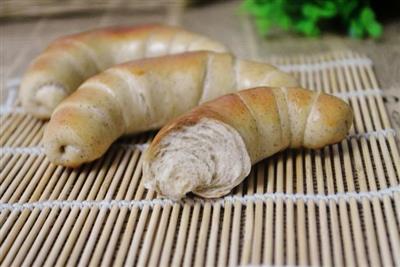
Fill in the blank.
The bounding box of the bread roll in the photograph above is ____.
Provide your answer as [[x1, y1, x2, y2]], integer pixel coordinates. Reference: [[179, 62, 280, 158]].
[[143, 87, 353, 199], [20, 24, 228, 118], [43, 52, 299, 167]]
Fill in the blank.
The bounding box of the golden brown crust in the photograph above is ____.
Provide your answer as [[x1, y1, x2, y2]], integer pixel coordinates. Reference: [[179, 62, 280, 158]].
[[303, 93, 353, 148], [43, 52, 301, 167], [122, 51, 208, 73], [286, 87, 315, 108], [47, 24, 166, 47], [316, 94, 351, 128], [143, 86, 352, 199], [20, 24, 228, 118], [146, 87, 353, 164]]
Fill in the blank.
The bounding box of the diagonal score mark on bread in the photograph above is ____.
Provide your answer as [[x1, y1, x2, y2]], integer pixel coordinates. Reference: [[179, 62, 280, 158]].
[[43, 51, 299, 167], [143, 87, 353, 199], [20, 24, 228, 119]]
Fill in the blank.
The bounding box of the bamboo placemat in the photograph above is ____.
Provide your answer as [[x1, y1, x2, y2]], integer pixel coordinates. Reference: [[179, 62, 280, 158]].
[[1, 51, 400, 267]]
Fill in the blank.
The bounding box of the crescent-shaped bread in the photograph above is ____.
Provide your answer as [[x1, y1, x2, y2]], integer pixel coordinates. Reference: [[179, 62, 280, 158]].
[[43, 52, 299, 167], [143, 87, 353, 199], [20, 24, 228, 118]]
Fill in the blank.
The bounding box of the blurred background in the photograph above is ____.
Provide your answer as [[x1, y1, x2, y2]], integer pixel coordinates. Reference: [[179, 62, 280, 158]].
[[1, 0, 399, 131]]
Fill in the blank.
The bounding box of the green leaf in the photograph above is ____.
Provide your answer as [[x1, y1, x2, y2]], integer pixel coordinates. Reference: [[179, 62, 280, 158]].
[[295, 20, 320, 36], [320, 1, 337, 17], [303, 2, 337, 20], [349, 19, 364, 38], [278, 15, 292, 30], [255, 18, 272, 35], [240, 0, 254, 12], [240, 0, 383, 39], [302, 4, 321, 21], [359, 7, 383, 38], [360, 7, 375, 24], [366, 22, 383, 38]]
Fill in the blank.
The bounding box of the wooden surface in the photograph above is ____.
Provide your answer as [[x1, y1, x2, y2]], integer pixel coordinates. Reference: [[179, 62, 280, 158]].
[[1, 1, 400, 266]]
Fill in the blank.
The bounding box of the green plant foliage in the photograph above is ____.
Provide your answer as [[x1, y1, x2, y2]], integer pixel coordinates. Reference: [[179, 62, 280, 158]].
[[241, 0, 382, 38]]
